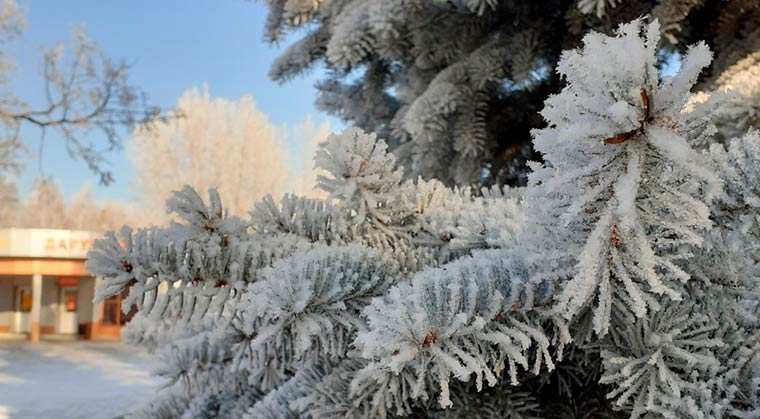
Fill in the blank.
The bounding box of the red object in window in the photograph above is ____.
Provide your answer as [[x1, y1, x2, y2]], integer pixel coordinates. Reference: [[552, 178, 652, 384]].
[[19, 290, 32, 312], [64, 291, 77, 312]]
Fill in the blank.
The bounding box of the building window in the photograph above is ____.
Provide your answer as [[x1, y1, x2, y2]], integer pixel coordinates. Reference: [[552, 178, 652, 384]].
[[102, 289, 137, 325], [102, 295, 121, 325], [18, 289, 32, 312], [64, 290, 77, 312]]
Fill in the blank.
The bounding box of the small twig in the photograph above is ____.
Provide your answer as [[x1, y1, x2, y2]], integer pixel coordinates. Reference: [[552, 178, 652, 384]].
[[603, 88, 653, 145]]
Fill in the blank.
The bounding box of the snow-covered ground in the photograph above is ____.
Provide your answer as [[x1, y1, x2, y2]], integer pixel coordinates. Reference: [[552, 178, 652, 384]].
[[0, 340, 160, 419]]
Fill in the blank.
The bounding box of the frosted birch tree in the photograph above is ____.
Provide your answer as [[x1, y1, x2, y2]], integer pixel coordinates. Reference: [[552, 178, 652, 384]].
[[128, 87, 303, 224]]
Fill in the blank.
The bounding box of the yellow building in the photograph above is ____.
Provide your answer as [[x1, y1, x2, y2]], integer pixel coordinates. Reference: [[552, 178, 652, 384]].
[[0, 228, 128, 342]]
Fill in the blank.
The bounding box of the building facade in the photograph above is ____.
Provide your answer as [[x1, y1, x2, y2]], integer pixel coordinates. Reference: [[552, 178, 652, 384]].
[[0, 228, 127, 342]]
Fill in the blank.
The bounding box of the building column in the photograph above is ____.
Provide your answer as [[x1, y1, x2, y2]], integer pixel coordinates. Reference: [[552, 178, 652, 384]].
[[90, 276, 102, 339], [30, 273, 42, 343]]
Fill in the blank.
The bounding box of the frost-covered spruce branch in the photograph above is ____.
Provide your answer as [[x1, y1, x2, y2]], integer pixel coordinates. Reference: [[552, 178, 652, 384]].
[[87, 18, 760, 419], [262, 0, 759, 187], [235, 245, 402, 386], [520, 19, 759, 418], [87, 128, 527, 417], [86, 187, 313, 347], [355, 249, 562, 411], [518, 19, 760, 418], [524, 19, 721, 336]]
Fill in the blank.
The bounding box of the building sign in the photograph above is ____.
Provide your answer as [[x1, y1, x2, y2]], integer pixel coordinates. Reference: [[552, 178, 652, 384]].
[[0, 229, 99, 259]]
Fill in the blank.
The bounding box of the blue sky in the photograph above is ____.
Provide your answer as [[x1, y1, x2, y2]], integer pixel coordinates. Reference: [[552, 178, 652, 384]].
[[10, 0, 331, 202]]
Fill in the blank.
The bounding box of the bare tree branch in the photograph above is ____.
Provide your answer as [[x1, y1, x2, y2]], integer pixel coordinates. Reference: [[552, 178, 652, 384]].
[[0, 16, 173, 184]]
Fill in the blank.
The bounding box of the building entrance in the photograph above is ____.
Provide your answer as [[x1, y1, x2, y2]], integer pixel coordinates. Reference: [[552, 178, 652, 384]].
[[14, 285, 31, 333], [58, 286, 79, 334]]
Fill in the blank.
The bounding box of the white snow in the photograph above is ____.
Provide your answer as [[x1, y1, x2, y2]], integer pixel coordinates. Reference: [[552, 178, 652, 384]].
[[0, 340, 160, 419]]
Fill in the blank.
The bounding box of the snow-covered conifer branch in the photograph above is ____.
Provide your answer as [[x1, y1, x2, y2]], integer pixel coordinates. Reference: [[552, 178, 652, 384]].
[[356, 249, 558, 409], [251, 194, 349, 244], [693, 131, 760, 288], [526, 19, 720, 335], [439, 381, 543, 419], [88, 17, 760, 416], [87, 187, 313, 347], [409, 181, 523, 252], [600, 303, 723, 418], [241, 245, 401, 365], [316, 127, 406, 230]]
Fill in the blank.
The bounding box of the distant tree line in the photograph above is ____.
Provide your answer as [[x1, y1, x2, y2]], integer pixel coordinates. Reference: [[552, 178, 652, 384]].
[[0, 178, 128, 231]]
